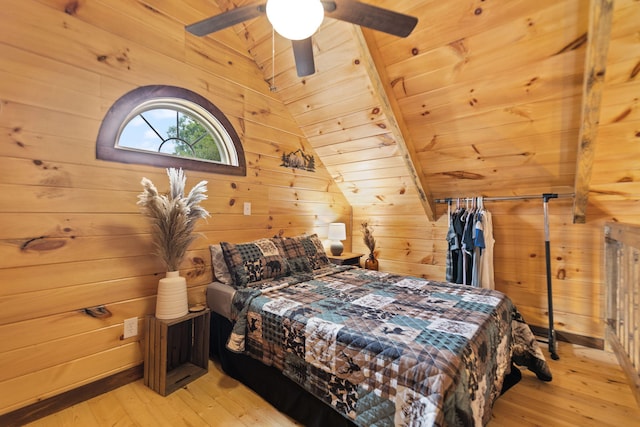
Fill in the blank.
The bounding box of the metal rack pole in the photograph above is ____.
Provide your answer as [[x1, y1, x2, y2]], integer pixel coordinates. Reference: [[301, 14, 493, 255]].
[[434, 193, 575, 204], [542, 193, 560, 360]]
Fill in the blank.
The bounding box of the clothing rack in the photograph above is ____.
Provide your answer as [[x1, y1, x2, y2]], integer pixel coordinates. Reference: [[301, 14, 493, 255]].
[[435, 193, 574, 360]]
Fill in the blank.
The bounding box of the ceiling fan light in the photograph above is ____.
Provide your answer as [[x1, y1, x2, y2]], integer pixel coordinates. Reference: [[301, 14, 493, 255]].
[[266, 0, 324, 40]]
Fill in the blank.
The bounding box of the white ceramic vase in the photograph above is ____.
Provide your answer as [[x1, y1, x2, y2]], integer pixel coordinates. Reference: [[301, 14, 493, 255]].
[[155, 271, 189, 319]]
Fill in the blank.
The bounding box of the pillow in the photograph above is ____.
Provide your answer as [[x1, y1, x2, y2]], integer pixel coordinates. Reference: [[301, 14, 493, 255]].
[[220, 238, 290, 288], [209, 244, 232, 285], [285, 233, 330, 270], [272, 236, 313, 274], [304, 234, 331, 269]]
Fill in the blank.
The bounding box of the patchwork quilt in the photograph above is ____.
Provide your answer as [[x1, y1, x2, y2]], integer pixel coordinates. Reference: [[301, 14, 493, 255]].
[[227, 267, 552, 427]]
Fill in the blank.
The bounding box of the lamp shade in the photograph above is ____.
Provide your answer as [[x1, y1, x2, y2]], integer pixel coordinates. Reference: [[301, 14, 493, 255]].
[[266, 0, 324, 40], [328, 222, 346, 256], [328, 223, 346, 241]]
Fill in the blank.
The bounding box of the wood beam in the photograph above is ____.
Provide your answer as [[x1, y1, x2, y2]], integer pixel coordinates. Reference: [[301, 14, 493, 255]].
[[354, 27, 436, 221], [572, 0, 615, 223]]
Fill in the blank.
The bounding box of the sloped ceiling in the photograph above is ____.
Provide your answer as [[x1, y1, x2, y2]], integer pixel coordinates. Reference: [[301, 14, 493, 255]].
[[205, 0, 606, 221]]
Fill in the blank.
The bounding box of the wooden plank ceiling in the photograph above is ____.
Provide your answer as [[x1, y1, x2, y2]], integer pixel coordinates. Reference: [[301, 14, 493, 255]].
[[201, 0, 597, 220]]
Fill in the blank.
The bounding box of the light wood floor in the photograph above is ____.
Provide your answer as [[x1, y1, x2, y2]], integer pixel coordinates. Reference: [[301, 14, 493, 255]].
[[25, 342, 640, 427]]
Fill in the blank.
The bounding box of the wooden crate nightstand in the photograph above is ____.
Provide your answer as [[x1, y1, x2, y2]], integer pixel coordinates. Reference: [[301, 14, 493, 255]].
[[327, 252, 364, 266], [144, 308, 210, 396]]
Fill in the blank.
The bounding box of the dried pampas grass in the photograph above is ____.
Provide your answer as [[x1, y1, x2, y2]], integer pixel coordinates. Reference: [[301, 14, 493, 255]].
[[138, 168, 209, 272], [361, 221, 376, 255]]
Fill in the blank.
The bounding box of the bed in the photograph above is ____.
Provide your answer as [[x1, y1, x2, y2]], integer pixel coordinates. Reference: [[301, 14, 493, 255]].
[[206, 234, 552, 427]]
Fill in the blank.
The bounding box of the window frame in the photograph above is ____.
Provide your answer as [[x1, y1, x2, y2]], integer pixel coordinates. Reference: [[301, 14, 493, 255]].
[[96, 85, 246, 176]]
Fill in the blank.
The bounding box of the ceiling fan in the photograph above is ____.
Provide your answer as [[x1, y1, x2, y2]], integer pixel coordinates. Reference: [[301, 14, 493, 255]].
[[186, 0, 418, 77]]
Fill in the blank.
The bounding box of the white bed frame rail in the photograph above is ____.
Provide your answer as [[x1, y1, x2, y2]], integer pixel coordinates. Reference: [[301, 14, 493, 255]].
[[604, 222, 640, 406]]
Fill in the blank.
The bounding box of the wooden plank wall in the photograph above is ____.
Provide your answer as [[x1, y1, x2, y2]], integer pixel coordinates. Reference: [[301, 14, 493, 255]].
[[352, 0, 640, 344], [0, 0, 350, 415]]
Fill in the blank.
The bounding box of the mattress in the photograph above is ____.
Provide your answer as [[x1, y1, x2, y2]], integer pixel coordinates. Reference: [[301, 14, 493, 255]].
[[206, 280, 236, 320]]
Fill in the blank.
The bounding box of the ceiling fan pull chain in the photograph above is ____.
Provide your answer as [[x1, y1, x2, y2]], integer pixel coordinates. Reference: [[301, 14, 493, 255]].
[[270, 27, 277, 92]]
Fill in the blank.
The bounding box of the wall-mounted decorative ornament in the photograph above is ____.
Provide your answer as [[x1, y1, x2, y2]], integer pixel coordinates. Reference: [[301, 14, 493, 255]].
[[281, 149, 316, 172]]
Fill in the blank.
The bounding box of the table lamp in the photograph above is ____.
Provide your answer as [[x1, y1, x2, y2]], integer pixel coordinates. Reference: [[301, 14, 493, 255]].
[[328, 222, 346, 256]]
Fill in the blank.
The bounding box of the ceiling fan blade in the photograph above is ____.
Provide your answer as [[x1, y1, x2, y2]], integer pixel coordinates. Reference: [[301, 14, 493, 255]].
[[186, 3, 266, 37], [326, 0, 418, 38], [292, 38, 316, 77]]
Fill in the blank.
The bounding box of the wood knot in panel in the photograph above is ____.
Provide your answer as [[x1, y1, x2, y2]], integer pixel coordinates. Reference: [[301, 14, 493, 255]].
[[448, 39, 469, 58], [142, 4, 160, 14], [556, 33, 587, 55], [612, 108, 632, 123], [189, 257, 206, 278], [525, 77, 539, 90], [64, 1, 79, 15], [21, 236, 66, 252], [420, 255, 435, 265], [630, 60, 640, 79], [441, 171, 484, 180]]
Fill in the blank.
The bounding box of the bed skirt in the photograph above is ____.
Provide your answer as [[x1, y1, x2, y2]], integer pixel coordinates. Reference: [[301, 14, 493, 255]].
[[209, 310, 523, 427], [209, 311, 357, 427]]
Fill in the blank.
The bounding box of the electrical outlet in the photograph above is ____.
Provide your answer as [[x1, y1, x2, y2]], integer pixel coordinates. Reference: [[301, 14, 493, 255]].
[[123, 317, 138, 339], [243, 202, 251, 215]]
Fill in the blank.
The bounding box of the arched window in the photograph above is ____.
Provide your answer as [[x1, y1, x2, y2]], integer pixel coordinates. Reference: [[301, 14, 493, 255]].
[[96, 86, 246, 176]]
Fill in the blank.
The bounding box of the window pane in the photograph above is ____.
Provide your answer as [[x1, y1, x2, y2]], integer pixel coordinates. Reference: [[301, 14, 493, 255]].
[[118, 106, 226, 163], [96, 85, 246, 176], [118, 116, 161, 151], [169, 112, 222, 161]]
